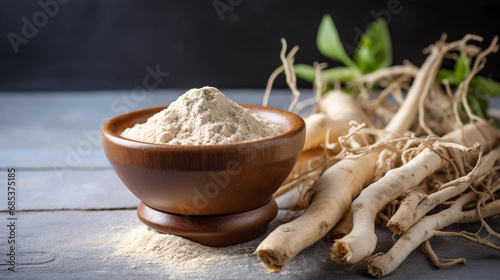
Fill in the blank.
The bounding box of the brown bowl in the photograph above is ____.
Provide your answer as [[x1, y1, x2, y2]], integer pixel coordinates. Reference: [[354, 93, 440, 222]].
[[102, 104, 305, 246]]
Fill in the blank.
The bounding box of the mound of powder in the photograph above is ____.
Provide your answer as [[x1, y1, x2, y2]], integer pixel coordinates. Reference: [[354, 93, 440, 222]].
[[120, 86, 281, 145], [113, 226, 253, 275]]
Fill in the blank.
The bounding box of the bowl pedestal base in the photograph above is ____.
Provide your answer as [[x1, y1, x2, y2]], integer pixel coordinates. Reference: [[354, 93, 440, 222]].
[[137, 199, 278, 247]]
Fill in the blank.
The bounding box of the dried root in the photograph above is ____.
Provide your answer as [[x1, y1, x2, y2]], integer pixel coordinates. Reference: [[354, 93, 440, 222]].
[[260, 34, 500, 278], [388, 145, 500, 233], [255, 151, 378, 272], [367, 178, 500, 278]]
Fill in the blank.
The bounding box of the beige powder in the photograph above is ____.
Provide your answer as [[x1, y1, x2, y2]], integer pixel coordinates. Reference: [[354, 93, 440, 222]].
[[120, 86, 281, 145], [113, 226, 253, 276]]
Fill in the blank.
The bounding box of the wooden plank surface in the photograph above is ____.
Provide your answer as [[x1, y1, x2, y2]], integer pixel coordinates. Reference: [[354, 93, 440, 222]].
[[1, 90, 500, 279], [0, 210, 499, 279], [0, 169, 139, 211]]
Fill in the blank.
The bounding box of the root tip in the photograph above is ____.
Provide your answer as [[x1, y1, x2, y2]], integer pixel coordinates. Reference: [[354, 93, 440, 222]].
[[368, 264, 383, 279], [255, 249, 285, 274], [331, 241, 351, 264], [387, 221, 405, 234]]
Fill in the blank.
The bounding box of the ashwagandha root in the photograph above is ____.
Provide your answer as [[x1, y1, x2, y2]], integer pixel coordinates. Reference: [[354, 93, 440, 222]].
[[260, 32, 500, 277], [331, 34, 489, 265], [302, 113, 343, 152], [274, 90, 373, 200], [331, 208, 353, 239], [367, 179, 500, 278], [256, 37, 380, 273], [255, 152, 378, 273], [388, 145, 500, 233], [258, 33, 470, 273], [421, 240, 466, 268], [265, 40, 372, 202], [302, 90, 373, 152], [384, 35, 482, 135], [332, 120, 499, 264], [262, 38, 300, 111], [274, 148, 326, 198], [386, 183, 429, 234]]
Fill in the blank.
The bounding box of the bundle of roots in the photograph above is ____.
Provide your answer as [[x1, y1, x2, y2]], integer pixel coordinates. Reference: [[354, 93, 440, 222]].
[[256, 34, 500, 278]]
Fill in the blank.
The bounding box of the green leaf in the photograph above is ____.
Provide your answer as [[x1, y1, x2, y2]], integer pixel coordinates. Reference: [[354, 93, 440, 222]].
[[354, 18, 392, 73], [437, 51, 470, 86], [371, 19, 392, 69], [321, 66, 359, 83], [437, 69, 463, 85], [353, 36, 376, 73], [317, 14, 356, 68], [294, 64, 316, 83], [470, 76, 500, 98], [322, 82, 335, 95], [454, 51, 470, 81], [341, 86, 355, 94], [294, 65, 359, 84]]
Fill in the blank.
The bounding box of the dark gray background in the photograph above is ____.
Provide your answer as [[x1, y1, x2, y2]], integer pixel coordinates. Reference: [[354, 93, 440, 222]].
[[1, 0, 499, 91]]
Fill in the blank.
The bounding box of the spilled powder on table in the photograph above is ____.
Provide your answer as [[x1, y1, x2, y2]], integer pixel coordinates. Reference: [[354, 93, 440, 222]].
[[120, 86, 282, 145], [112, 226, 256, 276]]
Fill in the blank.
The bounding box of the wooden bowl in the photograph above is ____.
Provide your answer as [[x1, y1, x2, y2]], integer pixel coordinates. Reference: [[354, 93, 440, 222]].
[[102, 104, 305, 246]]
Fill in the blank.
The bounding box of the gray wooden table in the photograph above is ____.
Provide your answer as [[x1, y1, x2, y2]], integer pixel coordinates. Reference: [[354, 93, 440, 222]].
[[1, 89, 499, 279]]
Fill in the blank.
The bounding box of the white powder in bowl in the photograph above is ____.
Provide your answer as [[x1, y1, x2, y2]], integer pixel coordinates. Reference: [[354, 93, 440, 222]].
[[120, 86, 282, 145]]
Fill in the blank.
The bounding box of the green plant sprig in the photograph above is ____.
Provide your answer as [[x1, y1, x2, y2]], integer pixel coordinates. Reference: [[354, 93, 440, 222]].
[[294, 14, 392, 91], [437, 50, 500, 121]]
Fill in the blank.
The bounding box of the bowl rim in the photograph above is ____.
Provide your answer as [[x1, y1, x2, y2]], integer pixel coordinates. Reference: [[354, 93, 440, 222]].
[[102, 103, 305, 151]]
